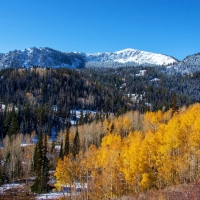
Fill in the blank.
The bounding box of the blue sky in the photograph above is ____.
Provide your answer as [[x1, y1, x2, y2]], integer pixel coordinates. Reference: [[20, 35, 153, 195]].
[[0, 0, 199, 60]]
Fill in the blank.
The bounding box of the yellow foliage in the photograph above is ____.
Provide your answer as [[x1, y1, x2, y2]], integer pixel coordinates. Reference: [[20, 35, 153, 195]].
[[54, 103, 200, 197], [122, 116, 131, 136], [113, 116, 123, 135], [54, 156, 76, 191], [139, 173, 150, 191]]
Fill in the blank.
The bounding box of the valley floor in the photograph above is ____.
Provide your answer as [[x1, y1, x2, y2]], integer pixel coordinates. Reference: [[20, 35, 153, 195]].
[[1, 182, 200, 200]]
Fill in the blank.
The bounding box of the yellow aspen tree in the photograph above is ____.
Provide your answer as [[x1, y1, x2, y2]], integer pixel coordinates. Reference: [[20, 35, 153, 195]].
[[120, 131, 143, 193], [138, 130, 158, 191], [54, 155, 76, 191], [122, 116, 132, 137], [143, 110, 165, 132], [113, 116, 123, 135], [153, 124, 173, 188], [102, 118, 110, 134], [139, 173, 150, 191], [94, 133, 123, 199]]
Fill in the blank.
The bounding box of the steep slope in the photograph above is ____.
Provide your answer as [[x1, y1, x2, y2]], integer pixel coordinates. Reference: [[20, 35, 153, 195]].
[[0, 47, 85, 69], [166, 52, 200, 75], [84, 48, 178, 68]]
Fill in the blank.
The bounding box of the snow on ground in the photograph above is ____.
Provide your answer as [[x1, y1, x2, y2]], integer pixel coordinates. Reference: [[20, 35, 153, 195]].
[[36, 192, 69, 199], [136, 70, 146, 76], [0, 183, 24, 194], [21, 143, 34, 147], [36, 182, 88, 199], [69, 109, 97, 125], [150, 78, 160, 82], [36, 191, 81, 199]]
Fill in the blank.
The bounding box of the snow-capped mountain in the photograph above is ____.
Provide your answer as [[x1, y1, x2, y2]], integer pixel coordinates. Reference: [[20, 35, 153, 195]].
[[0, 47, 85, 69], [0, 47, 179, 70], [166, 53, 200, 75], [84, 48, 178, 68]]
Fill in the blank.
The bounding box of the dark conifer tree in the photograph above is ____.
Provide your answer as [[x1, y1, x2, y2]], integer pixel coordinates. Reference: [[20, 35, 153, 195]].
[[7, 115, 19, 137], [16, 105, 21, 127], [33, 142, 38, 172], [24, 103, 30, 123], [31, 130, 43, 193], [3, 108, 13, 136], [59, 140, 64, 160], [171, 93, 179, 116], [64, 128, 70, 156], [31, 131, 49, 194], [95, 111, 100, 122], [73, 125, 80, 158], [42, 135, 50, 193], [51, 141, 55, 154]]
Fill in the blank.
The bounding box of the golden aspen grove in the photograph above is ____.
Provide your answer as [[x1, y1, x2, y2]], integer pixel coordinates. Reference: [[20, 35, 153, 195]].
[[54, 103, 200, 199]]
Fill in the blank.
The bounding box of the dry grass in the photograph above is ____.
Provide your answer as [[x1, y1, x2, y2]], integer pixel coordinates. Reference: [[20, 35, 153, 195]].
[[122, 182, 200, 200]]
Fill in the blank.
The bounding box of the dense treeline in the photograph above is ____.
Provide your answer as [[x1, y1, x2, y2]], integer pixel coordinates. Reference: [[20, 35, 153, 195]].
[[0, 66, 197, 140], [55, 104, 200, 199], [0, 67, 133, 139], [82, 66, 197, 111]]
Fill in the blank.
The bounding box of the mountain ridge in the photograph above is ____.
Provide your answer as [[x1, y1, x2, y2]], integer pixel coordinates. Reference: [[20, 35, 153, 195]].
[[0, 47, 178, 70]]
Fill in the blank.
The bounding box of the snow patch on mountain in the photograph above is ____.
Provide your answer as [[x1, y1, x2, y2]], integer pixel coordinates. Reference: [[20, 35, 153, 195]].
[[84, 48, 178, 67]]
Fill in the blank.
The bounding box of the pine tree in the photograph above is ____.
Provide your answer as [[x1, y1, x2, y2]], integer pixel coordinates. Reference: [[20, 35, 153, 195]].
[[42, 135, 50, 193], [64, 128, 70, 156], [31, 131, 49, 193], [17, 105, 22, 128], [31, 131, 43, 193], [3, 109, 13, 136], [171, 94, 179, 116], [59, 140, 64, 160], [95, 111, 100, 122], [51, 141, 55, 154], [73, 125, 80, 158], [7, 115, 19, 137], [33, 142, 38, 172]]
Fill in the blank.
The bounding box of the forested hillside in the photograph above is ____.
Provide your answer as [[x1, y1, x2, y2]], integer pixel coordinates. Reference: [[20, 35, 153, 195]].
[[1, 66, 199, 139], [1, 66, 200, 199], [0, 67, 131, 139]]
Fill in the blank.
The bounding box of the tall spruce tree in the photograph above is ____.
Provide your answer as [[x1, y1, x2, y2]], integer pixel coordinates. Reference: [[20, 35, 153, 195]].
[[171, 94, 179, 116], [3, 107, 14, 136], [73, 125, 80, 158], [64, 128, 70, 156], [31, 131, 49, 193], [42, 135, 50, 193], [7, 115, 19, 137], [59, 140, 64, 160], [31, 131, 43, 193]]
